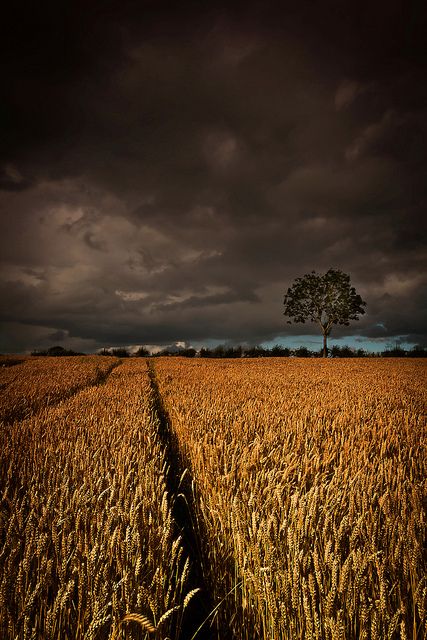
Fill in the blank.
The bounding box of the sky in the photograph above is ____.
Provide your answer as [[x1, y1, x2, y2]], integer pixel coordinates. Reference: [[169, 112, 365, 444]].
[[1, 0, 426, 354]]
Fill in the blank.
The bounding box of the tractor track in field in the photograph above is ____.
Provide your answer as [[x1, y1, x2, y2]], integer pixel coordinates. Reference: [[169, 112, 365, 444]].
[[1, 359, 122, 426], [147, 359, 216, 640]]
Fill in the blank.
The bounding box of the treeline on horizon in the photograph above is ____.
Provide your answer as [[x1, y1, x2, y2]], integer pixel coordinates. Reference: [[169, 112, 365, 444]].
[[29, 344, 427, 358]]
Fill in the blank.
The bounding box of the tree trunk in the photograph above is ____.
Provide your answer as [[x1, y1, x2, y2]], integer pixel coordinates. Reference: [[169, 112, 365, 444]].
[[323, 332, 328, 358]]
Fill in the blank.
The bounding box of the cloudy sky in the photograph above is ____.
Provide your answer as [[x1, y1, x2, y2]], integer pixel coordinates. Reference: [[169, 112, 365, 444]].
[[1, 0, 426, 353]]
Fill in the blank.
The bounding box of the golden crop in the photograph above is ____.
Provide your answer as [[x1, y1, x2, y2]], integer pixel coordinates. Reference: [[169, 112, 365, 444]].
[[0, 356, 119, 424], [0, 359, 193, 639], [155, 357, 427, 640], [1, 356, 425, 639]]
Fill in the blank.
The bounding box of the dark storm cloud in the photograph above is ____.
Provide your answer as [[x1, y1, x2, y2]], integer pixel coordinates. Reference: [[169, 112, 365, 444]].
[[1, 1, 426, 352]]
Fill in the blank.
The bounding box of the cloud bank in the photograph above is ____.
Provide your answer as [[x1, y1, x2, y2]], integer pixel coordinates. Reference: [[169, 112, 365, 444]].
[[1, 1, 426, 352]]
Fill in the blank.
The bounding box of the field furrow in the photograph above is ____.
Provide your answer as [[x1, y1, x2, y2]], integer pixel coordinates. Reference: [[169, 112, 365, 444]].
[[146, 359, 215, 640]]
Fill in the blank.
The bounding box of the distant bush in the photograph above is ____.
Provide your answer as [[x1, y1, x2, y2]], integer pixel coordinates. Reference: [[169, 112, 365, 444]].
[[224, 346, 243, 358], [98, 348, 130, 357], [270, 345, 291, 357], [199, 347, 213, 358], [31, 346, 83, 357], [110, 348, 130, 358], [134, 347, 150, 357], [199, 345, 291, 358], [410, 345, 427, 357], [292, 346, 312, 357], [180, 348, 197, 358], [382, 347, 407, 358], [89, 342, 427, 360], [152, 347, 197, 357]]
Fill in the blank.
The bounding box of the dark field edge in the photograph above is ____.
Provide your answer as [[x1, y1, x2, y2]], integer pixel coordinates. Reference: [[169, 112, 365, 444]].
[[0, 359, 25, 392], [147, 359, 217, 640], [0, 358, 25, 368], [0, 359, 122, 426]]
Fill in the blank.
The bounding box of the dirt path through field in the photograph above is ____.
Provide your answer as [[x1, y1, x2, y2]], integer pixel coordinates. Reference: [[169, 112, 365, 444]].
[[147, 359, 216, 640], [0, 357, 121, 425]]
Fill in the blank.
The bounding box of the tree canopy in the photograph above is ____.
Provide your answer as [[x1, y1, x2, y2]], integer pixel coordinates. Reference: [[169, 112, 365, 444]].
[[283, 269, 366, 357]]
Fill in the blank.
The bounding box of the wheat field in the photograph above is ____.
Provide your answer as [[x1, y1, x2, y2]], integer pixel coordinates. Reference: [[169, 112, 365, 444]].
[[0, 359, 194, 639], [0, 356, 119, 424], [0, 356, 426, 639], [155, 357, 426, 640]]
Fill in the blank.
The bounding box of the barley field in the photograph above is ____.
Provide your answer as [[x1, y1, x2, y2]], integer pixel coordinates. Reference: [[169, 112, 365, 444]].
[[0, 356, 426, 640]]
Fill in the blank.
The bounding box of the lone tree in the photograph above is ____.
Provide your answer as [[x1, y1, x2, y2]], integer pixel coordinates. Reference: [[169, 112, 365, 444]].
[[283, 268, 366, 358]]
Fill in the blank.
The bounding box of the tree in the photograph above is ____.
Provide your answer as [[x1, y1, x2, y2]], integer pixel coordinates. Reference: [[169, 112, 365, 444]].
[[283, 269, 366, 358]]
